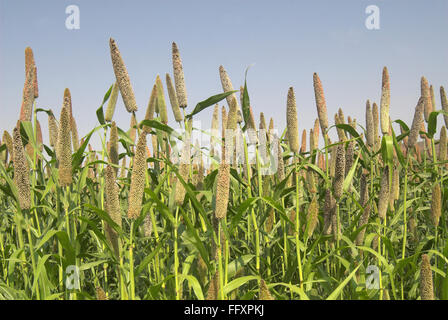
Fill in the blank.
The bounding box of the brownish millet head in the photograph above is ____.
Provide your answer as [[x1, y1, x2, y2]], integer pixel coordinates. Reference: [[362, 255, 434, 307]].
[[206, 270, 219, 300], [95, 287, 108, 300], [172, 42, 188, 108], [259, 279, 275, 300], [333, 143, 345, 200], [57, 102, 72, 187], [366, 100, 374, 148], [355, 203, 371, 246], [323, 189, 335, 235], [276, 139, 285, 181], [377, 165, 390, 220], [109, 38, 138, 113], [219, 65, 241, 115], [214, 162, 230, 219], [12, 127, 31, 210], [300, 129, 307, 154], [313, 72, 329, 134], [421, 77, 432, 122], [380, 67, 390, 135], [19, 67, 35, 122], [71, 117, 79, 152], [408, 97, 425, 150], [166, 73, 183, 122], [420, 254, 434, 300], [127, 132, 147, 219], [104, 165, 122, 257], [286, 87, 299, 153], [25, 47, 38, 98], [143, 84, 158, 134]]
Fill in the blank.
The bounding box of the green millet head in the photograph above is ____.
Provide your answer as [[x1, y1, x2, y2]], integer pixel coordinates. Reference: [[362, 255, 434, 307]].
[[286, 87, 299, 153], [155, 75, 168, 124], [48, 110, 59, 148], [172, 42, 188, 108], [166, 73, 183, 123], [3, 130, 13, 163], [109, 38, 138, 113], [439, 126, 447, 162], [105, 82, 119, 122], [430, 184, 441, 228], [109, 121, 119, 174], [441, 86, 448, 128]]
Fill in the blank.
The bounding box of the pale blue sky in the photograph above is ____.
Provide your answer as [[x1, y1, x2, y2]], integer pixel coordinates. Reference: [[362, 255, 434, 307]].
[[1, 0, 447, 147]]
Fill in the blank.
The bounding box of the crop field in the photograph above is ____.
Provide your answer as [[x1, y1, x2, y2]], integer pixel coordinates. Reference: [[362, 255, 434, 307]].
[[0, 38, 447, 300]]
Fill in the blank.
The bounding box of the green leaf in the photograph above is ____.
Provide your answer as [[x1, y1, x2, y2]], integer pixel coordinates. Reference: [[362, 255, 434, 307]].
[[135, 239, 165, 276], [186, 91, 237, 119], [223, 275, 259, 296], [227, 255, 255, 279], [96, 84, 114, 125], [326, 262, 362, 300], [380, 135, 394, 167], [179, 274, 204, 300], [343, 152, 360, 193]]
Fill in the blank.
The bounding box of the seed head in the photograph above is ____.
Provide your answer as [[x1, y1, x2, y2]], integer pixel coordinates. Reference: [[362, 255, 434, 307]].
[[25, 47, 38, 98], [109, 121, 119, 174], [313, 73, 329, 135], [408, 97, 425, 150], [276, 139, 285, 181], [439, 126, 447, 162], [219, 65, 241, 116], [166, 73, 183, 122], [323, 189, 335, 235], [19, 66, 35, 122], [95, 287, 108, 300], [215, 162, 230, 219], [306, 196, 319, 238], [104, 165, 122, 257], [3, 130, 13, 163], [57, 100, 72, 187], [365, 100, 374, 147], [377, 166, 390, 220], [441, 86, 448, 128], [206, 270, 219, 300], [172, 42, 188, 108], [300, 129, 306, 154], [129, 113, 137, 144], [12, 127, 31, 210], [105, 82, 119, 122], [380, 67, 390, 135], [259, 279, 274, 300], [143, 84, 158, 133], [333, 143, 345, 200], [175, 136, 191, 205], [421, 77, 432, 122], [286, 87, 299, 153], [430, 184, 441, 228], [356, 203, 371, 246], [109, 38, 138, 113], [47, 110, 59, 148], [127, 132, 147, 219], [335, 113, 347, 142], [420, 254, 434, 300], [155, 75, 168, 124]]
